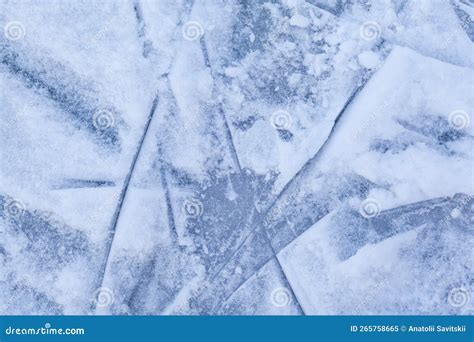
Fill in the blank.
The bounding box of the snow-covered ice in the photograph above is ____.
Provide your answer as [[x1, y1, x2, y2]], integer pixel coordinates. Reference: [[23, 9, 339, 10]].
[[0, 0, 472, 315]]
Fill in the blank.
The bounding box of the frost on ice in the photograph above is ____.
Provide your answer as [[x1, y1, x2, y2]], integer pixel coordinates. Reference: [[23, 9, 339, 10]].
[[0, 0, 473, 315]]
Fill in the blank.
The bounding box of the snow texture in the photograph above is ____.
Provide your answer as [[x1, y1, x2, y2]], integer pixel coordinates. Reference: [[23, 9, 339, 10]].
[[0, 0, 473, 315]]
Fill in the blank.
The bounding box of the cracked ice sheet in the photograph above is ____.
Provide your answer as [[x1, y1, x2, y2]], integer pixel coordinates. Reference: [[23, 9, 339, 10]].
[[100, 1, 474, 315], [202, 0, 474, 201], [0, 1, 156, 314], [97, 2, 245, 312], [263, 44, 473, 252], [195, 3, 474, 310], [386, 0, 474, 68], [99, 1, 306, 315], [97, 78, 207, 315], [277, 46, 474, 314], [313, 46, 473, 206], [279, 194, 474, 314], [1, 0, 473, 317], [207, 0, 389, 198], [97, 19, 281, 316], [218, 259, 301, 315]]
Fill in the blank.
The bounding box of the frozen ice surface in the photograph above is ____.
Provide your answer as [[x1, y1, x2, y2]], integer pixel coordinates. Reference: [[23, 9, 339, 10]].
[[0, 0, 473, 315]]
